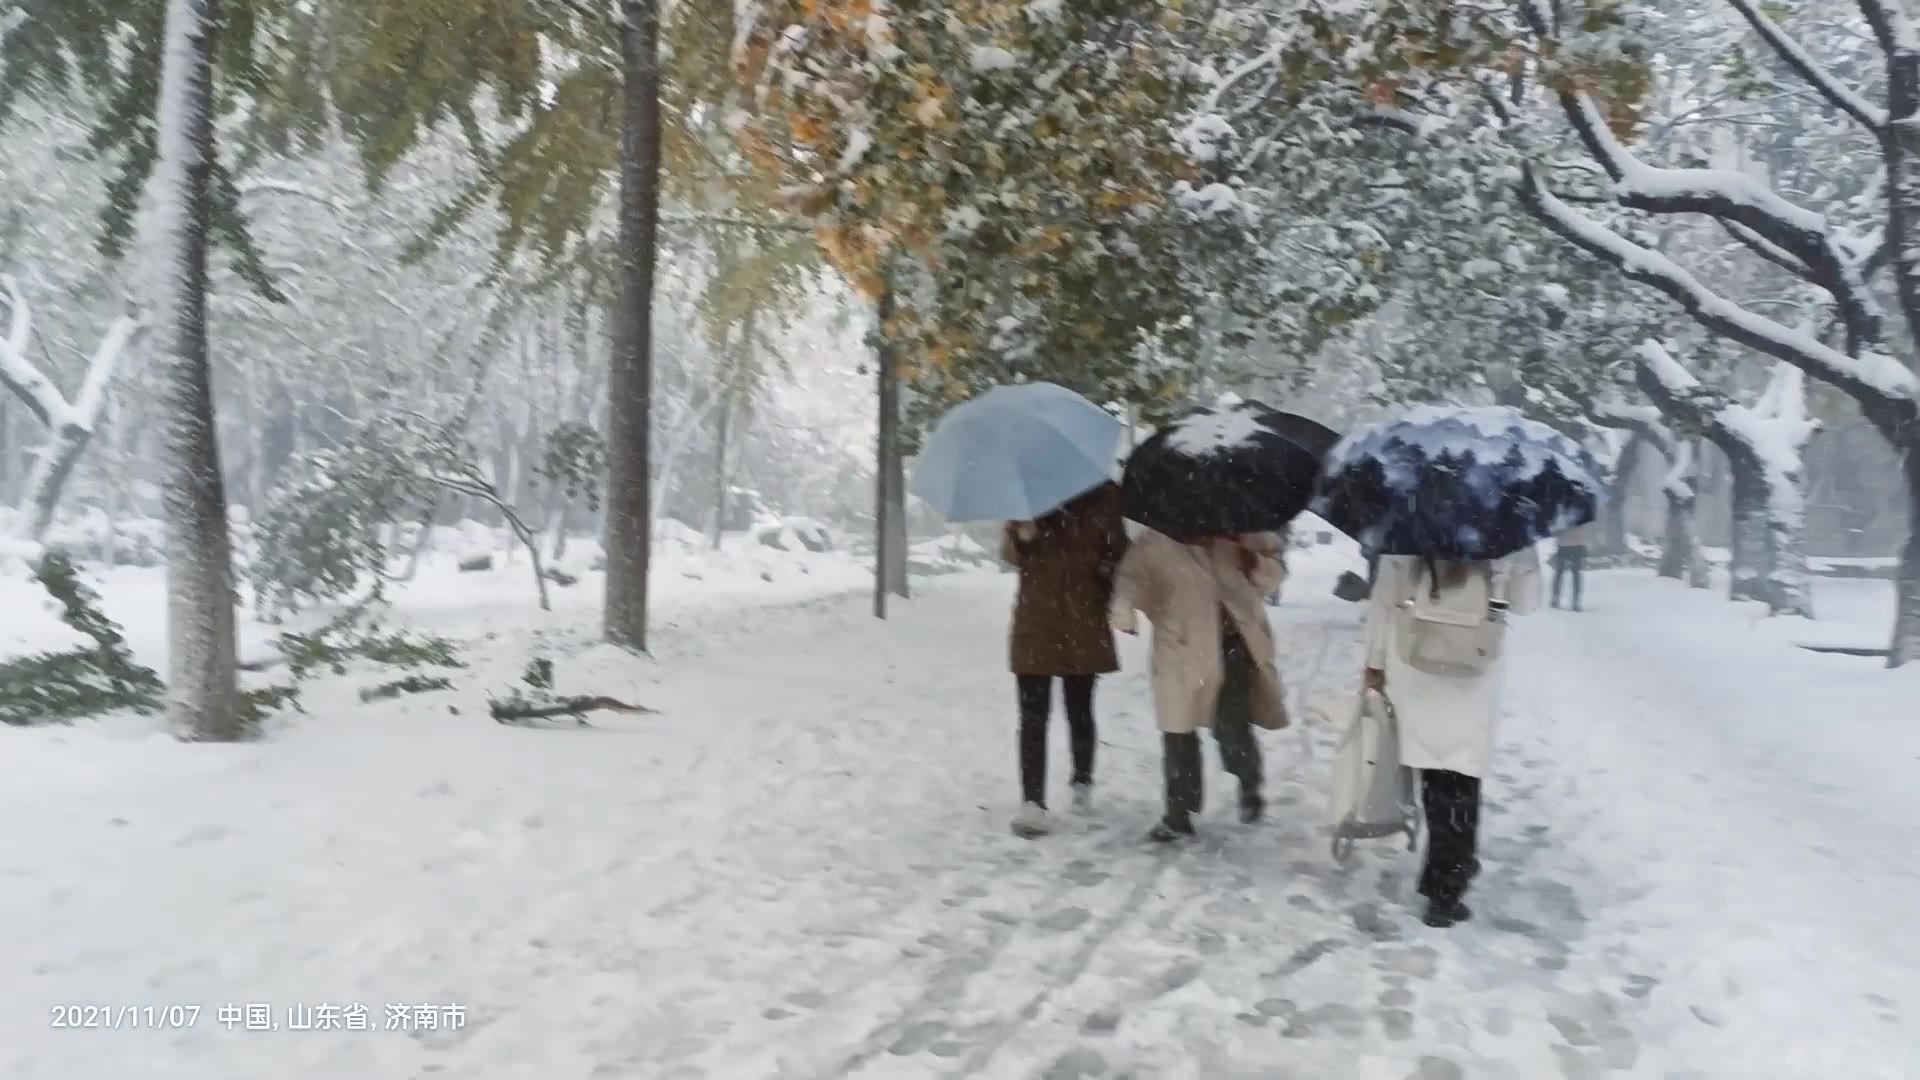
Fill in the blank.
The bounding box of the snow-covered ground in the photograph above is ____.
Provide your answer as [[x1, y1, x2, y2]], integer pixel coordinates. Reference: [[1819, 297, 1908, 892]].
[[2, 549, 1917, 1079]]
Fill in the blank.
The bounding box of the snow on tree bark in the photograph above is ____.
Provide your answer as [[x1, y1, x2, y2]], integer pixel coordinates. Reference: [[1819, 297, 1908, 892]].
[[1591, 399, 1704, 585], [1597, 433, 1640, 561], [1522, 4, 1920, 659], [602, 0, 663, 652], [0, 278, 143, 541], [151, 0, 242, 740], [1725, 455, 1769, 605], [1879, 26, 1920, 667], [1659, 441, 1706, 587], [1896, 451, 1920, 667], [1633, 342, 1816, 618]]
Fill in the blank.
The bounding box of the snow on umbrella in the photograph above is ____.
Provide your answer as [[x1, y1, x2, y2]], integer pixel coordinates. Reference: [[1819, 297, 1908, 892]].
[[1121, 402, 1336, 540], [1310, 405, 1607, 561], [909, 382, 1124, 523]]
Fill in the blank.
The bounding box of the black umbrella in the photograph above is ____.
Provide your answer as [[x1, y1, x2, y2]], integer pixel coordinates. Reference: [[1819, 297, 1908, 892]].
[[1310, 405, 1607, 561], [1121, 402, 1338, 540]]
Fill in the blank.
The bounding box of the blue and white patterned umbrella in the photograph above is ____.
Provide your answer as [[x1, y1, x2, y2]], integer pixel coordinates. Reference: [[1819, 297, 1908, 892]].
[[1310, 406, 1607, 561], [910, 382, 1123, 522]]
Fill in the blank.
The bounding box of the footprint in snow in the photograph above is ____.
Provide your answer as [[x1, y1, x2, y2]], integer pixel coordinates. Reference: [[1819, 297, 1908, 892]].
[[1349, 903, 1402, 942], [888, 1020, 949, 1055], [1152, 960, 1203, 996], [1064, 860, 1110, 887], [1038, 906, 1091, 932], [175, 824, 231, 847], [1282, 1002, 1366, 1039], [1373, 944, 1440, 980], [1042, 1047, 1108, 1079], [1269, 938, 1344, 980], [1409, 1056, 1464, 1080]]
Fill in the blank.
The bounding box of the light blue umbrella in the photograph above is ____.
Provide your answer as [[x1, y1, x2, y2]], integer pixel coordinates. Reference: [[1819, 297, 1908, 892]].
[[910, 382, 1123, 522]]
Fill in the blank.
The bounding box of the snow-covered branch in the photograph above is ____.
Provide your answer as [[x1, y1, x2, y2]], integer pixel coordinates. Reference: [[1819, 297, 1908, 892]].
[[0, 274, 61, 429], [1521, 168, 1919, 414], [1720, 219, 1813, 282], [1634, 340, 1818, 614], [1538, 64, 1885, 355], [1590, 397, 1675, 458], [1726, 0, 1887, 135], [1858, 0, 1905, 57], [0, 274, 147, 540], [1, 277, 143, 436]]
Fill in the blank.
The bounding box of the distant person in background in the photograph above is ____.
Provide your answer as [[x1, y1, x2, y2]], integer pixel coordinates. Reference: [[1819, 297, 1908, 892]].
[[1001, 483, 1129, 839], [1552, 522, 1593, 611]]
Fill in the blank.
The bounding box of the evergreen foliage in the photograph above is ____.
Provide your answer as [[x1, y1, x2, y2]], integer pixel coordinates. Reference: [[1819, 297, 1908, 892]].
[[0, 553, 162, 726]]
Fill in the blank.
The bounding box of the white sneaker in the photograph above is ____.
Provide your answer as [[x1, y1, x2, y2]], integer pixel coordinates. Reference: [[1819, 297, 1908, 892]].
[[1069, 781, 1095, 814], [1010, 801, 1050, 839]]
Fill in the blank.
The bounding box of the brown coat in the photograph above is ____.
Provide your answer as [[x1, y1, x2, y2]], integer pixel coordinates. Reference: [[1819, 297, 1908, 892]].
[[1109, 527, 1290, 734], [1002, 484, 1128, 675]]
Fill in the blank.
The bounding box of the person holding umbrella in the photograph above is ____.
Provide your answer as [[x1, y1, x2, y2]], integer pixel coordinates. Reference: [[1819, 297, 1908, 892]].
[[1360, 552, 1541, 926], [1315, 405, 1602, 927], [1001, 482, 1128, 838], [1110, 526, 1289, 841], [1109, 402, 1334, 841], [909, 382, 1131, 839]]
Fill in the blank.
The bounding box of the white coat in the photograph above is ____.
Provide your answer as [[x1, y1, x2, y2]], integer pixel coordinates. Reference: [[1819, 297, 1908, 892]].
[[1110, 528, 1289, 735], [1362, 549, 1542, 777]]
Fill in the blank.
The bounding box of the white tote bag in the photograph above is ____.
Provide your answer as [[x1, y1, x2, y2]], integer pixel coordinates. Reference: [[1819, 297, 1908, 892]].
[[1327, 689, 1420, 863]]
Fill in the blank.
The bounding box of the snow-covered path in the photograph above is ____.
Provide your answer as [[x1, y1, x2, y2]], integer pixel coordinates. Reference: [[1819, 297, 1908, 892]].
[[2, 565, 1916, 1079]]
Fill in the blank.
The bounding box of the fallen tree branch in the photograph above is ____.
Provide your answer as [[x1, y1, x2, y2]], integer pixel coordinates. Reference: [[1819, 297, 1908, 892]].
[[489, 694, 656, 724]]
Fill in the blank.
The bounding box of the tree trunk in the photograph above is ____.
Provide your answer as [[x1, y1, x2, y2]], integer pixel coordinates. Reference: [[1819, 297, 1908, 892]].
[[1891, 447, 1920, 668], [1758, 456, 1815, 620], [1686, 440, 1711, 590], [1596, 435, 1639, 561], [1657, 488, 1694, 581], [101, 392, 122, 567], [153, 0, 242, 741], [710, 398, 729, 551], [17, 423, 93, 541], [1880, 46, 1920, 667], [602, 0, 662, 651], [1726, 451, 1768, 604], [874, 278, 909, 617], [0, 398, 12, 509]]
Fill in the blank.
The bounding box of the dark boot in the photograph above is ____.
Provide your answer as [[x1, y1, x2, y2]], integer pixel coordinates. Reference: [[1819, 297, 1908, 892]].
[[1215, 619, 1265, 824], [1418, 769, 1483, 923], [1423, 898, 1474, 928], [1152, 732, 1203, 842]]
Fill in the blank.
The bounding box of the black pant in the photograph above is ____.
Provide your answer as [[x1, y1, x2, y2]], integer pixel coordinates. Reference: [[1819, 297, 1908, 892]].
[[1162, 619, 1264, 823], [1017, 674, 1096, 808], [1553, 546, 1587, 608], [1419, 769, 1482, 906]]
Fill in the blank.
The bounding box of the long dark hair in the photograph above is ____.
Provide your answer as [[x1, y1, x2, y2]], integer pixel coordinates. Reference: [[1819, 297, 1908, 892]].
[[1034, 482, 1114, 541], [1423, 557, 1476, 597]]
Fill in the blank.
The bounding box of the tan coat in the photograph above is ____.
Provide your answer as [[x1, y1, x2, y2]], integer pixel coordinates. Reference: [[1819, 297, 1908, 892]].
[[1109, 527, 1290, 734], [1002, 483, 1128, 676]]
